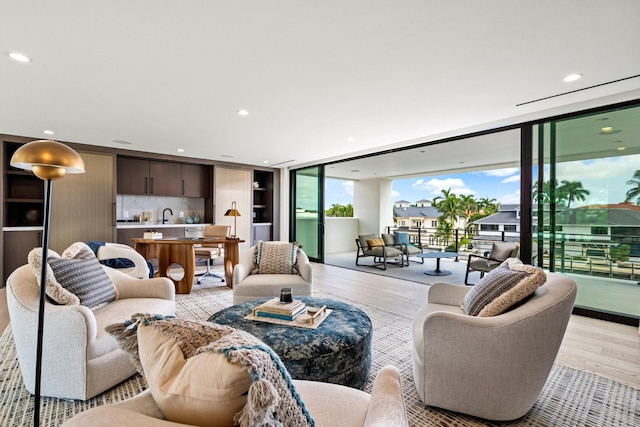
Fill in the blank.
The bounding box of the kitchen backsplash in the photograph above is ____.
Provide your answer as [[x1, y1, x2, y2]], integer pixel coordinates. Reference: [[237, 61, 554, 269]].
[[116, 195, 205, 224]]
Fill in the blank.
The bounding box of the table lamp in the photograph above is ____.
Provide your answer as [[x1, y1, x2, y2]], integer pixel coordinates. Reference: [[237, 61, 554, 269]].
[[10, 139, 85, 426], [224, 201, 241, 238]]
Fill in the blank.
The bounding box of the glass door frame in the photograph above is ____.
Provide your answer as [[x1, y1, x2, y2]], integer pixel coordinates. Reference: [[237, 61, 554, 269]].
[[289, 165, 325, 263]]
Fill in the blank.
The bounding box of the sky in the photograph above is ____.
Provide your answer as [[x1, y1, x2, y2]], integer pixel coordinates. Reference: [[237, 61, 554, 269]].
[[324, 154, 640, 210]]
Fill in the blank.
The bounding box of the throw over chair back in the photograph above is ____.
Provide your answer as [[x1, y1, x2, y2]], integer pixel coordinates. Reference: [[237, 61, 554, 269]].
[[465, 241, 519, 285]]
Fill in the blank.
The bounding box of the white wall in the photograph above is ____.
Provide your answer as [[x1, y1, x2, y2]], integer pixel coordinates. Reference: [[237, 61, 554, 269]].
[[325, 217, 359, 253], [354, 178, 393, 235]]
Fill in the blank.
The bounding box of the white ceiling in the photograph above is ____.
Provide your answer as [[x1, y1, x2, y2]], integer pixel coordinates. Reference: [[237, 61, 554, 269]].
[[2, 1, 640, 174]]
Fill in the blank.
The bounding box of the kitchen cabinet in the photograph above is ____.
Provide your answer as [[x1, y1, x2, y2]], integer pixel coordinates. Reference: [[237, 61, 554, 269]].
[[117, 157, 208, 197], [117, 157, 181, 196], [181, 164, 209, 198]]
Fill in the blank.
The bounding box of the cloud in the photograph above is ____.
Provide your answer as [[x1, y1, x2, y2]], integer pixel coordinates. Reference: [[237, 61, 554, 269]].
[[414, 178, 475, 196], [484, 167, 520, 177], [501, 175, 520, 183], [498, 189, 520, 204], [392, 190, 401, 198], [342, 181, 354, 196]]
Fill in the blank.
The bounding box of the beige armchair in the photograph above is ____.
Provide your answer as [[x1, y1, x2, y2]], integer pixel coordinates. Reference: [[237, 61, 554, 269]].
[[61, 365, 409, 427], [412, 272, 577, 421], [6, 264, 175, 400], [94, 242, 151, 279], [232, 243, 313, 304]]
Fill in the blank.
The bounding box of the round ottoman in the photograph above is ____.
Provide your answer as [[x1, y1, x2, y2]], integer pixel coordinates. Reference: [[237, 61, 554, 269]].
[[207, 296, 372, 389]]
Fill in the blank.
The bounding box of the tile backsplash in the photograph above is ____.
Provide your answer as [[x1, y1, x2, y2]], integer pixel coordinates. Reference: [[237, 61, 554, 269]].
[[117, 195, 205, 224]]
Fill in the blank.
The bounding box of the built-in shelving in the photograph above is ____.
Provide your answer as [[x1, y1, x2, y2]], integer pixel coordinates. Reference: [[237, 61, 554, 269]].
[[3, 142, 45, 227], [252, 170, 274, 244]]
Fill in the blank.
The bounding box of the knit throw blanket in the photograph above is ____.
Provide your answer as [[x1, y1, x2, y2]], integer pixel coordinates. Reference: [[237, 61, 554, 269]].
[[107, 314, 315, 427]]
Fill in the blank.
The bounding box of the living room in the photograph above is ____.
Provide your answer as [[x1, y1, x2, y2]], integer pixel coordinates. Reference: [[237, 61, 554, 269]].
[[1, 2, 640, 426]]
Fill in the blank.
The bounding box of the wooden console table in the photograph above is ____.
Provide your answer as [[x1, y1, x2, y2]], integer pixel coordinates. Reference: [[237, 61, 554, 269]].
[[131, 237, 244, 294]]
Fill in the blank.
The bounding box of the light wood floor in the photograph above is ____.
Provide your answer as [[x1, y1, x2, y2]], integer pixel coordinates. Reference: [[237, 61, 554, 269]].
[[2, 262, 639, 389]]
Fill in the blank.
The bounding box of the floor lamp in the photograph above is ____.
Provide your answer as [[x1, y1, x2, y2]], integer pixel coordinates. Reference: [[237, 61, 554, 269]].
[[10, 140, 85, 426], [224, 201, 241, 238]]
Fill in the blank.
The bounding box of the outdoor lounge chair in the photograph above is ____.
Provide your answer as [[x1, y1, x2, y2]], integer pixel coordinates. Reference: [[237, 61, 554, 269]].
[[383, 232, 424, 266], [355, 234, 404, 270], [464, 241, 520, 285]]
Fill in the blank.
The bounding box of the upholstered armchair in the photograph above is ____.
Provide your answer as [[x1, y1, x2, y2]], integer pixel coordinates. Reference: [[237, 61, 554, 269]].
[[6, 263, 175, 400], [412, 271, 577, 421], [61, 365, 409, 427], [465, 241, 519, 285], [232, 242, 313, 304], [94, 242, 151, 279]]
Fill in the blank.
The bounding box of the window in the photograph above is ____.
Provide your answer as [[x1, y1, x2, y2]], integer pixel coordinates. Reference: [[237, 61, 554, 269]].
[[431, 220, 437, 227], [480, 224, 499, 231], [504, 225, 517, 232], [591, 226, 608, 235]]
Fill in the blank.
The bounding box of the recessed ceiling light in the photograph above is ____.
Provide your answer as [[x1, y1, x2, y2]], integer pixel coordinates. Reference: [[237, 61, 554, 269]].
[[350, 169, 360, 173], [43, 130, 54, 135], [346, 137, 355, 142], [221, 154, 234, 158], [9, 52, 30, 63], [113, 139, 133, 145], [237, 109, 249, 116], [176, 148, 185, 153], [617, 146, 626, 151], [563, 73, 582, 82], [599, 126, 622, 135], [263, 160, 269, 164]]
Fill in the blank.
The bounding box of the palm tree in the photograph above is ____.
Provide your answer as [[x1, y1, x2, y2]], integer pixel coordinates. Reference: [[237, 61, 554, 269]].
[[477, 197, 498, 214], [557, 180, 590, 209], [625, 170, 640, 204], [432, 189, 464, 227], [459, 194, 478, 219]]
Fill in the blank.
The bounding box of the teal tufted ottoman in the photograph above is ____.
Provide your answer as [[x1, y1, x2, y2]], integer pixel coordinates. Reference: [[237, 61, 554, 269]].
[[207, 296, 372, 389]]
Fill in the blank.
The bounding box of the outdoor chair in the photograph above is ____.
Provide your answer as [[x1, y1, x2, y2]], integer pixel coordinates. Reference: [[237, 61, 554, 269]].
[[383, 232, 424, 266], [465, 241, 519, 285], [355, 234, 404, 270]]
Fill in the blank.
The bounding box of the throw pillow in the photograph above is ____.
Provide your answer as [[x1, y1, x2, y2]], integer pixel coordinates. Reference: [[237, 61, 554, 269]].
[[366, 238, 385, 247], [107, 315, 314, 427], [28, 242, 117, 308], [27, 248, 79, 305], [463, 258, 546, 317], [253, 241, 299, 275], [393, 231, 411, 245]]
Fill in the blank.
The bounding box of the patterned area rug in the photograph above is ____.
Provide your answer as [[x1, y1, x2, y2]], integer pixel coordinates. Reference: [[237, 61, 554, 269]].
[[1, 279, 639, 426]]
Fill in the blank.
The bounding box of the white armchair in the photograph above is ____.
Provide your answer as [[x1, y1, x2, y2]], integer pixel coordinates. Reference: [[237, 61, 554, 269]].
[[95, 242, 150, 279], [412, 272, 577, 421], [61, 365, 409, 427], [232, 243, 313, 304], [6, 264, 175, 400]]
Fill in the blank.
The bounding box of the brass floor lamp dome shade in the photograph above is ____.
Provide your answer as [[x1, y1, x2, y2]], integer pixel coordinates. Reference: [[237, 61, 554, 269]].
[[10, 139, 85, 179]]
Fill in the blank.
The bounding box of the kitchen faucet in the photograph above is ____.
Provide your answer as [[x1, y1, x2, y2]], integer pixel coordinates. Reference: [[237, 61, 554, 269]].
[[162, 208, 173, 224]]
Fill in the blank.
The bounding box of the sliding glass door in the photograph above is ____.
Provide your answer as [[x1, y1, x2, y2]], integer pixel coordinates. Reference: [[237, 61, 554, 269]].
[[290, 166, 324, 262], [534, 104, 640, 321]]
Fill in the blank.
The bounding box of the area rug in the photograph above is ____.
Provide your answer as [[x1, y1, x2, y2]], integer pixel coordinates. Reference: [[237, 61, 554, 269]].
[[1, 280, 638, 426]]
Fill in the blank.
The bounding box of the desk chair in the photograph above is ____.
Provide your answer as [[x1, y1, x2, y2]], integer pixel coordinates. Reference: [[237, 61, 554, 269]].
[[194, 225, 231, 283]]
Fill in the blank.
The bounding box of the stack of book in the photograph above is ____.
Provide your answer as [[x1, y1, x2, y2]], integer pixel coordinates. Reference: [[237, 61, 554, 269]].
[[254, 298, 307, 321]]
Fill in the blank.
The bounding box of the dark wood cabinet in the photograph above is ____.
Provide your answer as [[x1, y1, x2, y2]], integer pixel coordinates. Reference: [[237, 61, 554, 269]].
[[118, 156, 207, 197], [181, 164, 209, 197], [3, 230, 41, 283], [149, 161, 181, 196]]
